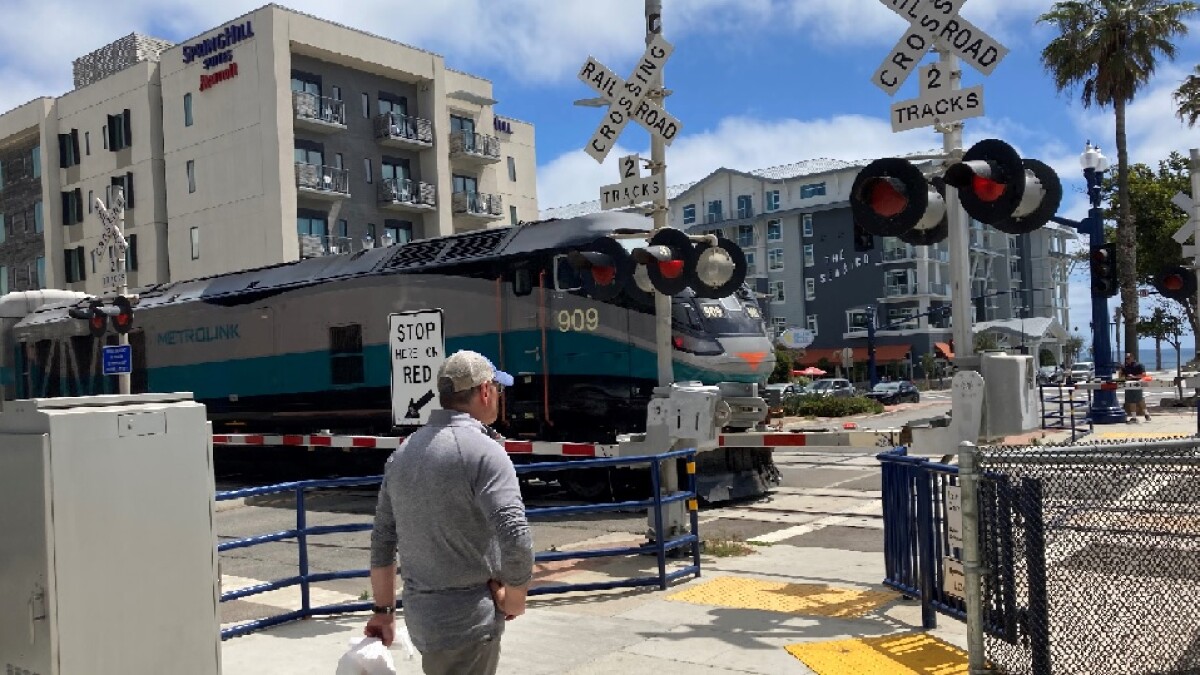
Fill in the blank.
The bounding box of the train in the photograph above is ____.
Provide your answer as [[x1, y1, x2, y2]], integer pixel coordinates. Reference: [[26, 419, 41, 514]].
[[0, 210, 779, 499]]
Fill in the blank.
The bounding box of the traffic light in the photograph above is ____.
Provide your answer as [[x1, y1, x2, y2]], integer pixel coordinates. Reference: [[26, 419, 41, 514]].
[[631, 227, 697, 296], [1090, 243, 1118, 297], [943, 139, 1063, 235], [112, 295, 135, 334], [567, 236, 634, 301], [850, 157, 947, 238], [1153, 265, 1197, 301]]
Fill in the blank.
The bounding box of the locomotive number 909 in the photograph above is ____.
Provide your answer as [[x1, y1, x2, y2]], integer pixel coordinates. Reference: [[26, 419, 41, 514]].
[[556, 308, 599, 332]]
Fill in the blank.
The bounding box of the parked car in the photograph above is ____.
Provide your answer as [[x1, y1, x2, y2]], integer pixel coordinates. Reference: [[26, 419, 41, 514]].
[[1067, 362, 1095, 382], [765, 382, 806, 399], [1037, 366, 1063, 386], [808, 378, 856, 398], [763, 382, 806, 416], [864, 380, 921, 405]]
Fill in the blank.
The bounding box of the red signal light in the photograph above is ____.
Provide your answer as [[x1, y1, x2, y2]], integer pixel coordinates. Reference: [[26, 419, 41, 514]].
[[972, 175, 1006, 202], [868, 179, 907, 217], [658, 259, 685, 279], [113, 313, 133, 330], [1163, 274, 1184, 291], [590, 266, 616, 286], [672, 335, 685, 349], [89, 315, 106, 332]]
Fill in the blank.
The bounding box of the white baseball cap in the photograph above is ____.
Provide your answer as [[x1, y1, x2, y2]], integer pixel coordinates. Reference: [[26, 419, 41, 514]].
[[437, 350, 514, 392]]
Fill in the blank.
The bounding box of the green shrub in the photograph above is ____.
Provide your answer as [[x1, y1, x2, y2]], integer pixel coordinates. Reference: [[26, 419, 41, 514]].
[[782, 395, 884, 417]]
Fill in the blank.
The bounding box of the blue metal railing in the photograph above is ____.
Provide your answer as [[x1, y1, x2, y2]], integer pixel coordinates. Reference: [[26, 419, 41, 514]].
[[1039, 385, 1091, 441], [878, 446, 965, 629], [216, 449, 700, 640]]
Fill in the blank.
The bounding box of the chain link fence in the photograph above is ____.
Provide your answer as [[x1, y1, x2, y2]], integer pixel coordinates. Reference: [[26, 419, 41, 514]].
[[974, 437, 1200, 674]]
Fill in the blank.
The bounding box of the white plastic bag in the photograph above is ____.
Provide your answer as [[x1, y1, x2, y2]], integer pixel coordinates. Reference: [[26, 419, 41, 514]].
[[335, 637, 397, 675]]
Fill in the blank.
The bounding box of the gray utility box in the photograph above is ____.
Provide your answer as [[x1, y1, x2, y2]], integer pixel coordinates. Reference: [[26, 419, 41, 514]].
[[0, 393, 220, 675]]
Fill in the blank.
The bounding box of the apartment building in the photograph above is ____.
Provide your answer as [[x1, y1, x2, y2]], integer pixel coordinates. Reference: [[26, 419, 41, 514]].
[[0, 4, 538, 295], [540, 156, 1077, 367]]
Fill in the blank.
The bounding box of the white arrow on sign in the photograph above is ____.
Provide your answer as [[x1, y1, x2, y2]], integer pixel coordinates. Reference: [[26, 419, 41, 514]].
[[872, 0, 1009, 96], [578, 33, 683, 163], [1171, 191, 1197, 243], [890, 62, 985, 132]]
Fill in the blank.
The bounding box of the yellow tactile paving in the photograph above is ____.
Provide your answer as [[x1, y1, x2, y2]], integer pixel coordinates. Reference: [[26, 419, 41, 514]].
[[664, 576, 896, 618], [786, 633, 968, 674]]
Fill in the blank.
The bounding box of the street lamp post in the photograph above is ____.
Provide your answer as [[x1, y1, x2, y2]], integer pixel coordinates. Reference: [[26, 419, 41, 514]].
[[1079, 142, 1126, 423]]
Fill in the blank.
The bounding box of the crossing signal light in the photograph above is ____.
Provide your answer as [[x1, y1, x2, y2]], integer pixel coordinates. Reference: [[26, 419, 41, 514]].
[[631, 227, 698, 296], [1153, 265, 1196, 301], [112, 295, 134, 334], [567, 236, 633, 301], [689, 234, 748, 299], [1090, 243, 1118, 297], [67, 300, 108, 338], [850, 157, 947, 240], [943, 139, 1063, 235]]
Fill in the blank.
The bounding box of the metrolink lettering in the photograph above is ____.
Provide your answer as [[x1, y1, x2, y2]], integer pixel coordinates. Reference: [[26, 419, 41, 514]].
[[157, 324, 241, 346], [200, 62, 239, 92], [895, 90, 981, 124], [182, 21, 255, 64]]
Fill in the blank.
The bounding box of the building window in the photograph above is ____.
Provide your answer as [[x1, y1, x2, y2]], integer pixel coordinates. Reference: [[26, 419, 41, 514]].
[[85, 131, 90, 155], [187, 160, 196, 193], [88, 190, 93, 213], [297, 210, 328, 240], [804, 244, 815, 267], [772, 317, 787, 335], [800, 182, 826, 199], [383, 219, 412, 246], [31, 146, 41, 178], [334, 153, 344, 170], [58, 129, 80, 168], [766, 190, 780, 211], [510, 205, 519, 225], [0, 266, 6, 295], [805, 278, 815, 300], [190, 227, 200, 259], [769, 280, 785, 303], [737, 195, 753, 219], [507, 156, 517, 182], [768, 247, 784, 272], [361, 92, 370, 118], [706, 199, 723, 223], [363, 158, 373, 184], [60, 188, 83, 225], [63, 246, 86, 283], [847, 310, 870, 333], [331, 85, 342, 101], [803, 213, 813, 237], [767, 219, 781, 242], [33, 201, 42, 233], [330, 324, 365, 385], [184, 93, 193, 127], [337, 219, 348, 238], [682, 204, 695, 225], [806, 315, 818, 335], [35, 257, 44, 289], [110, 172, 134, 208], [107, 109, 131, 151], [126, 234, 138, 271], [738, 225, 755, 248], [744, 251, 757, 276]]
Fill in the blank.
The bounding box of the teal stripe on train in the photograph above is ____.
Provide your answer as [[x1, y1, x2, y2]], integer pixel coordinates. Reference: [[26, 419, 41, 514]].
[[144, 332, 759, 399]]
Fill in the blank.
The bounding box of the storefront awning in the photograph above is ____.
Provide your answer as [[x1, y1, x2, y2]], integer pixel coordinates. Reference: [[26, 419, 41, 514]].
[[796, 344, 913, 367], [935, 342, 954, 360]]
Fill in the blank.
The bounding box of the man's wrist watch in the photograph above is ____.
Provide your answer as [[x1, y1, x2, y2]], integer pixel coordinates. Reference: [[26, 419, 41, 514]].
[[372, 604, 395, 615]]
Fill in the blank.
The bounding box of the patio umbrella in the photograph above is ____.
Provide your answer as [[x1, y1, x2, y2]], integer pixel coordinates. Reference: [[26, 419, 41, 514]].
[[795, 366, 827, 377]]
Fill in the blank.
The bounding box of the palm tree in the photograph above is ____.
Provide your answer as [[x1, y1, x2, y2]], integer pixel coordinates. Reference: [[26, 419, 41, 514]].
[[1176, 64, 1200, 126], [1039, 0, 1199, 354]]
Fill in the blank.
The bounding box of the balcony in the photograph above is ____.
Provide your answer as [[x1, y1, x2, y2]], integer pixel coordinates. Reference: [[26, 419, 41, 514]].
[[881, 246, 915, 262], [378, 178, 436, 213], [374, 113, 434, 151], [295, 163, 350, 201], [884, 283, 917, 298], [299, 234, 359, 259], [449, 130, 501, 164], [292, 92, 346, 133], [452, 190, 503, 221], [928, 282, 950, 296]]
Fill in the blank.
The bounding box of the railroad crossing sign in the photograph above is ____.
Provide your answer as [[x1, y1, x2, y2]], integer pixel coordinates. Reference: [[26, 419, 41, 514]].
[[600, 154, 664, 210], [389, 309, 446, 426], [890, 62, 985, 132], [1170, 192, 1198, 258], [871, 0, 1009, 97], [93, 187, 128, 292], [577, 33, 684, 163]]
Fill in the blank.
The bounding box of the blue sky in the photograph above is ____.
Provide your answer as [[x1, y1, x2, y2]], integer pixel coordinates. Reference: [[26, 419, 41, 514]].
[[1, 0, 1197, 347]]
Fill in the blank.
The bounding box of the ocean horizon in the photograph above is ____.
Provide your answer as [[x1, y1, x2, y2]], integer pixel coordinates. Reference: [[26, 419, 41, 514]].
[[1129, 347, 1195, 371]]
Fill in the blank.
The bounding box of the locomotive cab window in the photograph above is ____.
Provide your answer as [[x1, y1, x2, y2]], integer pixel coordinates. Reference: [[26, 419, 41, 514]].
[[553, 254, 582, 292], [512, 268, 532, 296], [330, 324, 364, 385]]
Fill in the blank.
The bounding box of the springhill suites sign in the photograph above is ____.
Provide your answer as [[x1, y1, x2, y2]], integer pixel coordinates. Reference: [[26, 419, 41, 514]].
[[182, 21, 255, 68]]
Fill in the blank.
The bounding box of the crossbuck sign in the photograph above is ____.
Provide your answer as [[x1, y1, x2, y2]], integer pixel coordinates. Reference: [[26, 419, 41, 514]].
[[871, 0, 1009, 97], [577, 34, 684, 164], [600, 154, 663, 210], [93, 188, 128, 292], [1171, 191, 1200, 257]]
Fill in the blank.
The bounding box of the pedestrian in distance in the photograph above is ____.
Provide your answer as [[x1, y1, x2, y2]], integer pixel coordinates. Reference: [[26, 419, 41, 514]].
[[1119, 352, 1151, 423], [365, 350, 533, 675]]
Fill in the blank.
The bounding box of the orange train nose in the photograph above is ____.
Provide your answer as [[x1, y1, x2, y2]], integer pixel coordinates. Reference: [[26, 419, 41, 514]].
[[736, 352, 767, 370]]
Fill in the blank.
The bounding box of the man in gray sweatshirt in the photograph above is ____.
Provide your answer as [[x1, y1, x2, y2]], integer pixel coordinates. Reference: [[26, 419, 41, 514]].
[[366, 350, 534, 674]]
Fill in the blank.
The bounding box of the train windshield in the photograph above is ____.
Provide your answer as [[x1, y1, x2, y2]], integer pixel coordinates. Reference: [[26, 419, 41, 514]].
[[692, 296, 765, 336]]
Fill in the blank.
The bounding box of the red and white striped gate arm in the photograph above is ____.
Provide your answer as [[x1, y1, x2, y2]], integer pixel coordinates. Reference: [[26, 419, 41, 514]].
[[210, 434, 619, 458]]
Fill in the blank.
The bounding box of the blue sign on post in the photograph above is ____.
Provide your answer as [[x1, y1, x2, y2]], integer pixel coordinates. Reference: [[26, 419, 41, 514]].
[[102, 345, 132, 376]]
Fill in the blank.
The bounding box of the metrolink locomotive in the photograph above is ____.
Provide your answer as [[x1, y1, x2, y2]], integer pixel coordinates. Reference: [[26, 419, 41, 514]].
[[0, 211, 778, 497]]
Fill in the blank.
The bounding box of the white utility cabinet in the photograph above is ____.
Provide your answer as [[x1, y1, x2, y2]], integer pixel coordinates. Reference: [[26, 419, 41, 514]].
[[0, 393, 220, 675]]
